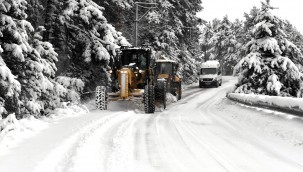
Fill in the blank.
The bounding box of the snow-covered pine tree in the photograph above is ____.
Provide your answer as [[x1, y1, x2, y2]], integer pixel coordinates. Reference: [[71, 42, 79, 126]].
[[283, 20, 303, 68], [95, 0, 204, 84], [141, 0, 203, 84], [30, 26, 63, 114], [26, 0, 44, 28], [223, 19, 246, 75], [0, 0, 34, 118], [0, 0, 81, 118], [204, 16, 245, 75], [243, 6, 260, 32], [233, 0, 303, 97], [94, 0, 134, 43], [199, 22, 214, 61], [55, 0, 129, 93]]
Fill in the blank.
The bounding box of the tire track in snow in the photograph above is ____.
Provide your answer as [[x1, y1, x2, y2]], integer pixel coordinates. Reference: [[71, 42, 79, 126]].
[[133, 114, 159, 168], [31, 112, 132, 172], [205, 97, 303, 171], [174, 112, 240, 172], [177, 81, 303, 172], [105, 117, 137, 172], [104, 112, 159, 172]]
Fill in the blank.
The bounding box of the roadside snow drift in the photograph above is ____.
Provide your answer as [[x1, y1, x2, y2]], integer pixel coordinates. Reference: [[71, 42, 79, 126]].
[[227, 93, 303, 115], [0, 103, 89, 155]]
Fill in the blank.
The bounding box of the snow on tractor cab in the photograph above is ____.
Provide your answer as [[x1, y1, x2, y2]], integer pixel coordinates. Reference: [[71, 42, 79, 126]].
[[155, 59, 182, 101], [95, 46, 166, 113]]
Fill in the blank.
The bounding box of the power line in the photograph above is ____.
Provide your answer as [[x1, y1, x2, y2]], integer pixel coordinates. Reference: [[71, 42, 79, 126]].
[[134, 1, 157, 46]]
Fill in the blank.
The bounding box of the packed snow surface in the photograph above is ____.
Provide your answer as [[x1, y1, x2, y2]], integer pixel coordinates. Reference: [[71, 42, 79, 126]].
[[1, 76, 303, 172]]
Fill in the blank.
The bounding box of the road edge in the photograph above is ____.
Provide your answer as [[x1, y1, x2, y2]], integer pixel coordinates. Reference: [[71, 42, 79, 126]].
[[226, 93, 303, 117]]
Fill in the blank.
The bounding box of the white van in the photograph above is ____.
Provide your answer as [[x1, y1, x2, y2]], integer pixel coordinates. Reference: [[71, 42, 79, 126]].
[[199, 60, 222, 88]]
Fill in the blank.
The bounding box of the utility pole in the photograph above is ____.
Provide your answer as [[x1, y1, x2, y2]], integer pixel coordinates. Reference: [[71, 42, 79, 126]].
[[134, 2, 157, 46]]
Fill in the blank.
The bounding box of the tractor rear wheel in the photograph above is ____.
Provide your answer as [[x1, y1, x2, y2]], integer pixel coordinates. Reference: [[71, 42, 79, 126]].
[[177, 83, 182, 100], [144, 85, 155, 113], [96, 86, 107, 110], [156, 81, 167, 109]]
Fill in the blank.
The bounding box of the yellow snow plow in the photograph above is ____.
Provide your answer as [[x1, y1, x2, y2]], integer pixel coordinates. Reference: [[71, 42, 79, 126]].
[[96, 47, 166, 113]]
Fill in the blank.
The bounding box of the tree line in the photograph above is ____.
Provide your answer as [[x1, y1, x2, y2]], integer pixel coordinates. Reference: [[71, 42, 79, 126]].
[[0, 0, 203, 119], [199, 0, 303, 97]]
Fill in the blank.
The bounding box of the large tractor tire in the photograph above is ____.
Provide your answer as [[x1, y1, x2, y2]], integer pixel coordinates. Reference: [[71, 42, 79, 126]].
[[155, 81, 167, 109], [144, 85, 155, 113], [96, 86, 108, 110], [177, 83, 182, 100]]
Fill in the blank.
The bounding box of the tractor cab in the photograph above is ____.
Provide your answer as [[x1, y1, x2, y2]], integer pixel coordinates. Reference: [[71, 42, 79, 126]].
[[155, 59, 182, 100], [156, 60, 177, 79], [120, 48, 149, 70], [117, 47, 154, 90]]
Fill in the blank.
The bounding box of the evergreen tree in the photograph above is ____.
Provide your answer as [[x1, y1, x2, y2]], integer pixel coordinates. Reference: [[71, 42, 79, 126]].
[[204, 17, 245, 75], [0, 0, 34, 118], [56, 0, 129, 93], [140, 0, 204, 84], [234, 0, 303, 97], [0, 0, 83, 118], [223, 19, 246, 75], [243, 6, 260, 32], [199, 22, 214, 61], [283, 20, 303, 67], [26, 0, 44, 28], [93, 0, 204, 84], [93, 0, 134, 43]]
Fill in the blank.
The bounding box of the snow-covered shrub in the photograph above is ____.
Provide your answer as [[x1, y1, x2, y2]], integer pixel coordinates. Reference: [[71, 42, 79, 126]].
[[297, 81, 303, 98], [55, 76, 85, 103], [233, 0, 303, 97], [0, 114, 23, 144], [267, 74, 283, 95]]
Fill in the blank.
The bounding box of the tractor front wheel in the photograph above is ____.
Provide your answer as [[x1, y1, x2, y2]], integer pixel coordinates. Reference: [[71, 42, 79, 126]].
[[96, 86, 108, 110]]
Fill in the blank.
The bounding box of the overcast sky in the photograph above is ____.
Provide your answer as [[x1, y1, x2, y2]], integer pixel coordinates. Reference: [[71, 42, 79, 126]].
[[197, 0, 303, 33]]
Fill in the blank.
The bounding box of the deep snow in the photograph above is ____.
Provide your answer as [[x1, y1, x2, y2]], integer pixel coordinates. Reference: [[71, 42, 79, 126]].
[[1, 76, 303, 172]]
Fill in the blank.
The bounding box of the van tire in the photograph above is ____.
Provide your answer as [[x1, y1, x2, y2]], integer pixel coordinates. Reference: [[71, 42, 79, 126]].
[[199, 82, 203, 88]]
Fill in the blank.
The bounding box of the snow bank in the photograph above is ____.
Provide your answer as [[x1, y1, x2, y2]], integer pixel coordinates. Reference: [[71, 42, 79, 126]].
[[49, 102, 89, 118], [0, 114, 47, 155], [227, 93, 303, 115], [0, 103, 89, 155]]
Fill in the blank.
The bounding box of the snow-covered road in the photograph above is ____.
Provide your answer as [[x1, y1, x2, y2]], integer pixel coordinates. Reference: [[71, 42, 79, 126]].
[[1, 76, 303, 172]]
